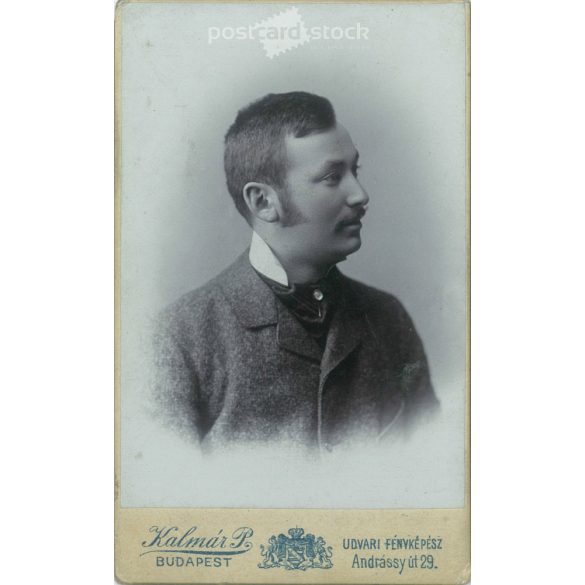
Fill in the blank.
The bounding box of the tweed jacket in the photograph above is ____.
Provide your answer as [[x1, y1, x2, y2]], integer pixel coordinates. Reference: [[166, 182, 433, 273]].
[[153, 252, 439, 453]]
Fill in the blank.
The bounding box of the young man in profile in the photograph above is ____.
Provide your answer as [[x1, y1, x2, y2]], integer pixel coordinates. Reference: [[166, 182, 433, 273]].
[[154, 91, 438, 453]]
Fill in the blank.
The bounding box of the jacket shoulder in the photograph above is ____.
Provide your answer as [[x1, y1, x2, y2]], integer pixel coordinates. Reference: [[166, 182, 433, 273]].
[[156, 255, 246, 340], [341, 275, 409, 318]]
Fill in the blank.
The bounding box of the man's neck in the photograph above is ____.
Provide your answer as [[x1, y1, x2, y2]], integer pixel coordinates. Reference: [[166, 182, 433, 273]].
[[280, 261, 330, 285], [249, 232, 332, 286]]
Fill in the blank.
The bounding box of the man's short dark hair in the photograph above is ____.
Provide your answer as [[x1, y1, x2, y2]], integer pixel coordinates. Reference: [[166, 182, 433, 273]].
[[224, 91, 336, 221]]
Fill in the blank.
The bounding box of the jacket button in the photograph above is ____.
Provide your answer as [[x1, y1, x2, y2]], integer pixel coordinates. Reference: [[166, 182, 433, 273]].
[[324, 442, 333, 452]]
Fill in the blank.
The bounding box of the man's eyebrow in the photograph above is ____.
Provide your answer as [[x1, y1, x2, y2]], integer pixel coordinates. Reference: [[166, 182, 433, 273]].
[[316, 152, 360, 174]]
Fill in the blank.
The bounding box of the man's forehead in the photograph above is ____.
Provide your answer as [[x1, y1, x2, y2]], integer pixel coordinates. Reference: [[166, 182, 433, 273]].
[[284, 124, 358, 169]]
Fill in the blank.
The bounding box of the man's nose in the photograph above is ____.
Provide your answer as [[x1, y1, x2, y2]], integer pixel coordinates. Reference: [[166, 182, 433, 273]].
[[346, 177, 370, 208]]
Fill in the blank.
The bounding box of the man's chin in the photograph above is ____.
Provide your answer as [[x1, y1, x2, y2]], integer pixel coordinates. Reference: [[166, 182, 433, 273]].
[[329, 237, 362, 265], [345, 235, 363, 254]]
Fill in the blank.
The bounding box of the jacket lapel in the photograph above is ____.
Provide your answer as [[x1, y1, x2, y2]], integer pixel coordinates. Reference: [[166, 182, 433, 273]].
[[276, 303, 322, 362], [218, 252, 321, 361], [320, 277, 368, 379]]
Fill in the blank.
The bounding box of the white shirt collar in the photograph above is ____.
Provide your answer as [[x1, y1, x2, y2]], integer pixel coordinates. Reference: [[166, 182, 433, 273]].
[[248, 231, 289, 286]]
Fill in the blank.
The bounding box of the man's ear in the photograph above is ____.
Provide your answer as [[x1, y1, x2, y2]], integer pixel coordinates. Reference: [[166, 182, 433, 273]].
[[242, 182, 280, 223]]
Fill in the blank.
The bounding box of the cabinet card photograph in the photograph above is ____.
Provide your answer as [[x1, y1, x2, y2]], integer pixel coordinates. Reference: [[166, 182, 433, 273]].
[[115, 0, 470, 583]]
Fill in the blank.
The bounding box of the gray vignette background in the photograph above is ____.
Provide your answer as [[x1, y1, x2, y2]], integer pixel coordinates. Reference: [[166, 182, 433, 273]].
[[119, 2, 467, 508]]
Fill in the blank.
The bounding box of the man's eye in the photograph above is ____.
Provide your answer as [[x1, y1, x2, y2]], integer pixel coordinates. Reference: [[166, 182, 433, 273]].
[[352, 164, 361, 177], [323, 173, 341, 184]]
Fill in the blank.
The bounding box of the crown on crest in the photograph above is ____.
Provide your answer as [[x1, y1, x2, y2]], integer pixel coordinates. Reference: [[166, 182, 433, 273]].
[[288, 528, 305, 539]]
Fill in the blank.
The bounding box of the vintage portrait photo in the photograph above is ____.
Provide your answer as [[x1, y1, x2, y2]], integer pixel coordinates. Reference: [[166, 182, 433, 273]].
[[118, 0, 468, 511]]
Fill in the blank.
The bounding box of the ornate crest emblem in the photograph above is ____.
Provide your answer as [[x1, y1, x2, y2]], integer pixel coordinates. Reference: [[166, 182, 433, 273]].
[[258, 528, 333, 570]]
